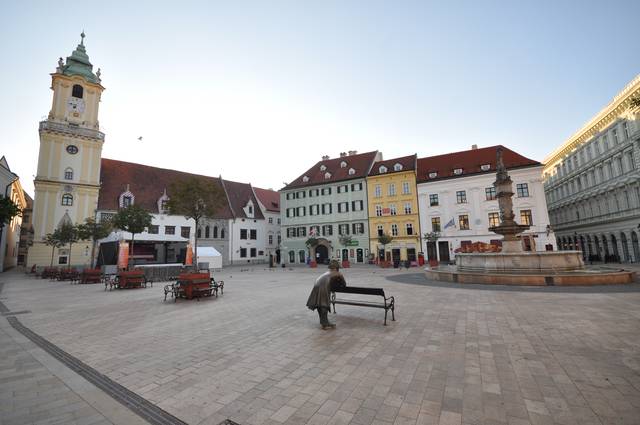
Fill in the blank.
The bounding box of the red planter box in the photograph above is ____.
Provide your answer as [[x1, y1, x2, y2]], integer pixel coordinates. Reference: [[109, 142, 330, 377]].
[[309, 261, 317, 268], [341, 260, 350, 268]]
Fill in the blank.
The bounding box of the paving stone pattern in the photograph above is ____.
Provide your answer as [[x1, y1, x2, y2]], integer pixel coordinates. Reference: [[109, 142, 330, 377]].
[[0, 322, 111, 425], [1, 267, 640, 425]]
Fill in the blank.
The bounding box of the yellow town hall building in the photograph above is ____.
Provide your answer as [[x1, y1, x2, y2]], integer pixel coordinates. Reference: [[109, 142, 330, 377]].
[[367, 155, 422, 264], [28, 33, 105, 267]]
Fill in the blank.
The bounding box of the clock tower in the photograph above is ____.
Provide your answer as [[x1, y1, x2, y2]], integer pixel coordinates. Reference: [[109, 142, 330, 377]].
[[28, 32, 105, 267]]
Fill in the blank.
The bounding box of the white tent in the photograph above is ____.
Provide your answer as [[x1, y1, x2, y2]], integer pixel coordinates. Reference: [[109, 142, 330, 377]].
[[197, 246, 222, 270]]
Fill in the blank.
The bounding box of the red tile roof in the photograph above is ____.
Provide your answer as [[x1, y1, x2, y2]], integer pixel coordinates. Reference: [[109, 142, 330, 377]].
[[369, 154, 417, 176], [253, 187, 280, 212], [221, 179, 265, 220], [284, 151, 380, 189], [416, 145, 540, 183], [98, 159, 235, 218]]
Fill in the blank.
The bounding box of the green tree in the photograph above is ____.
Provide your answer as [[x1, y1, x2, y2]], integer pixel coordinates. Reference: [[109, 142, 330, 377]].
[[112, 205, 152, 265], [44, 229, 64, 267], [77, 217, 112, 268], [57, 222, 79, 267], [167, 177, 226, 270], [377, 233, 394, 262], [0, 195, 22, 234]]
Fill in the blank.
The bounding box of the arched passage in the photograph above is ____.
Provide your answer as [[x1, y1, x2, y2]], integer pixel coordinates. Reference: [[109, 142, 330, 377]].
[[631, 232, 640, 262]]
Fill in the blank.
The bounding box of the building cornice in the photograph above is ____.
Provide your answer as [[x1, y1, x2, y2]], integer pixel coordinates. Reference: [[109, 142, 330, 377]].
[[543, 74, 640, 170]]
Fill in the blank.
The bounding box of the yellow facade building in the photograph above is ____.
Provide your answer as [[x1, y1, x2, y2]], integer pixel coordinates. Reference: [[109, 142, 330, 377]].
[[367, 155, 421, 264], [28, 33, 105, 267]]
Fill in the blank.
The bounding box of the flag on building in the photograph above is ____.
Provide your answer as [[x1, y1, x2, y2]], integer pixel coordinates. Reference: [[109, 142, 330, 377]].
[[444, 218, 455, 229]]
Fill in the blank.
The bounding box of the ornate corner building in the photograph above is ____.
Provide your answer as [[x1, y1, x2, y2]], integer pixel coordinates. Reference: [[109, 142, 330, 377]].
[[543, 75, 640, 262]]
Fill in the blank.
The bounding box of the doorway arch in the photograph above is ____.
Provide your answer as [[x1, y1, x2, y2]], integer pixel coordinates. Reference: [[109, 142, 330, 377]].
[[621, 232, 630, 262], [315, 245, 329, 264], [632, 231, 640, 262]]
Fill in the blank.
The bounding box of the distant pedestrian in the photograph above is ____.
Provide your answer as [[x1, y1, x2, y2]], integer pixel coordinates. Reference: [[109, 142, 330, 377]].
[[306, 260, 346, 329]]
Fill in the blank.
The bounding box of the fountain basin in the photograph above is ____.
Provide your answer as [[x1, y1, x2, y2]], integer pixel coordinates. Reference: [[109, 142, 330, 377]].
[[425, 263, 636, 286], [455, 251, 584, 273]]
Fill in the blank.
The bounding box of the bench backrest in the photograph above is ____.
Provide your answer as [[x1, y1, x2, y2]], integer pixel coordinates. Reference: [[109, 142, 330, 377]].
[[118, 271, 144, 278], [332, 286, 385, 297]]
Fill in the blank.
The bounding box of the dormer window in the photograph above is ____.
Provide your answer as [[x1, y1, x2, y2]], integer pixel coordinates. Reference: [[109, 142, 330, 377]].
[[393, 163, 403, 171], [340, 161, 347, 168], [244, 200, 255, 218], [72, 84, 83, 99], [324, 172, 332, 179], [119, 188, 135, 208], [157, 190, 170, 214], [302, 176, 309, 182], [481, 164, 491, 171], [64, 167, 73, 180], [453, 168, 463, 175], [320, 165, 327, 171], [379, 165, 388, 174], [428, 172, 438, 179], [348, 168, 355, 175]]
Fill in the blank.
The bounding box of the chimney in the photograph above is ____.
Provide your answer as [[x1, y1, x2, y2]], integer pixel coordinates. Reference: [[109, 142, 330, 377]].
[[348, 150, 357, 156], [322, 155, 330, 160], [471, 144, 478, 150], [340, 152, 347, 157]]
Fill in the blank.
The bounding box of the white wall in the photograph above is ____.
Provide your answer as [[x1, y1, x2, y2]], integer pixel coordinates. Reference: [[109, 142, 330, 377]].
[[229, 217, 268, 264], [418, 166, 556, 259]]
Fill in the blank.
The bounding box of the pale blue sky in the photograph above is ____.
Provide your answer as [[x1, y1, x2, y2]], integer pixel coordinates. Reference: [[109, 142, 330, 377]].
[[1, 1, 639, 195]]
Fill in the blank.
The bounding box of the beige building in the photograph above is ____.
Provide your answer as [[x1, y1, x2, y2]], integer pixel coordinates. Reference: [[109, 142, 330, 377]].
[[543, 74, 640, 262], [0, 157, 27, 271], [28, 33, 105, 267]]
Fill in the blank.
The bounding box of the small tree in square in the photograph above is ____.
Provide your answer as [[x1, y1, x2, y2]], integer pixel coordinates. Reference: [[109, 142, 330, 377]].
[[167, 177, 227, 270], [77, 217, 113, 268], [57, 222, 79, 267], [112, 205, 152, 264], [44, 229, 65, 267], [377, 233, 393, 262]]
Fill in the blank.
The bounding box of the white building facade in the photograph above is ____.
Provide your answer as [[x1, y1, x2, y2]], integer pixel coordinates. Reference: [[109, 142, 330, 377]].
[[543, 75, 640, 262], [417, 145, 555, 262]]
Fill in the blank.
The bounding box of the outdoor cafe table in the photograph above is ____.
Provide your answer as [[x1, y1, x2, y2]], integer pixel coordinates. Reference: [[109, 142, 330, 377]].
[[176, 273, 211, 300]]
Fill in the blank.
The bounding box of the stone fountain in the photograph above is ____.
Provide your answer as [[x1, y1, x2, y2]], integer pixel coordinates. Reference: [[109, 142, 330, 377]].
[[425, 148, 635, 285]]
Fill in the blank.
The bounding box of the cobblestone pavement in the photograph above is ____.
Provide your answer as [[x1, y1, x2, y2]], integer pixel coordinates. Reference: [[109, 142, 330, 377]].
[[1, 266, 640, 425]]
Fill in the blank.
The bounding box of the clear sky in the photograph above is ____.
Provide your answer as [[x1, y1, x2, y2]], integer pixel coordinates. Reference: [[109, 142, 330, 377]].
[[1, 0, 639, 196]]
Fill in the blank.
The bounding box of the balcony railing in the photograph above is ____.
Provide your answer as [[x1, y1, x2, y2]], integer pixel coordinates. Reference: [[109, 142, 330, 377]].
[[39, 120, 105, 140]]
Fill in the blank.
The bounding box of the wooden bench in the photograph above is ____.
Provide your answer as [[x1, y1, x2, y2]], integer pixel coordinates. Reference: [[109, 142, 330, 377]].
[[78, 269, 102, 284], [41, 267, 59, 280], [58, 268, 80, 282], [164, 276, 225, 302], [108, 270, 149, 290], [331, 286, 395, 325]]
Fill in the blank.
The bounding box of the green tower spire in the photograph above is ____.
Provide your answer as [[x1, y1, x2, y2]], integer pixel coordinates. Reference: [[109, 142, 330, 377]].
[[59, 31, 100, 84]]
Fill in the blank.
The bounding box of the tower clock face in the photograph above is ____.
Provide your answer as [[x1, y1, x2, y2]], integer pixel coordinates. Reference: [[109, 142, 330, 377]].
[[66, 97, 86, 114]]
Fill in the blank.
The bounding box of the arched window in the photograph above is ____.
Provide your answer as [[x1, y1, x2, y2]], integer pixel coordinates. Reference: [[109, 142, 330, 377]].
[[220, 228, 225, 238], [72, 84, 83, 98], [61, 193, 73, 206], [213, 226, 218, 238], [299, 250, 306, 263], [289, 250, 295, 263], [64, 168, 73, 180], [205, 226, 210, 238], [197, 228, 202, 238]]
